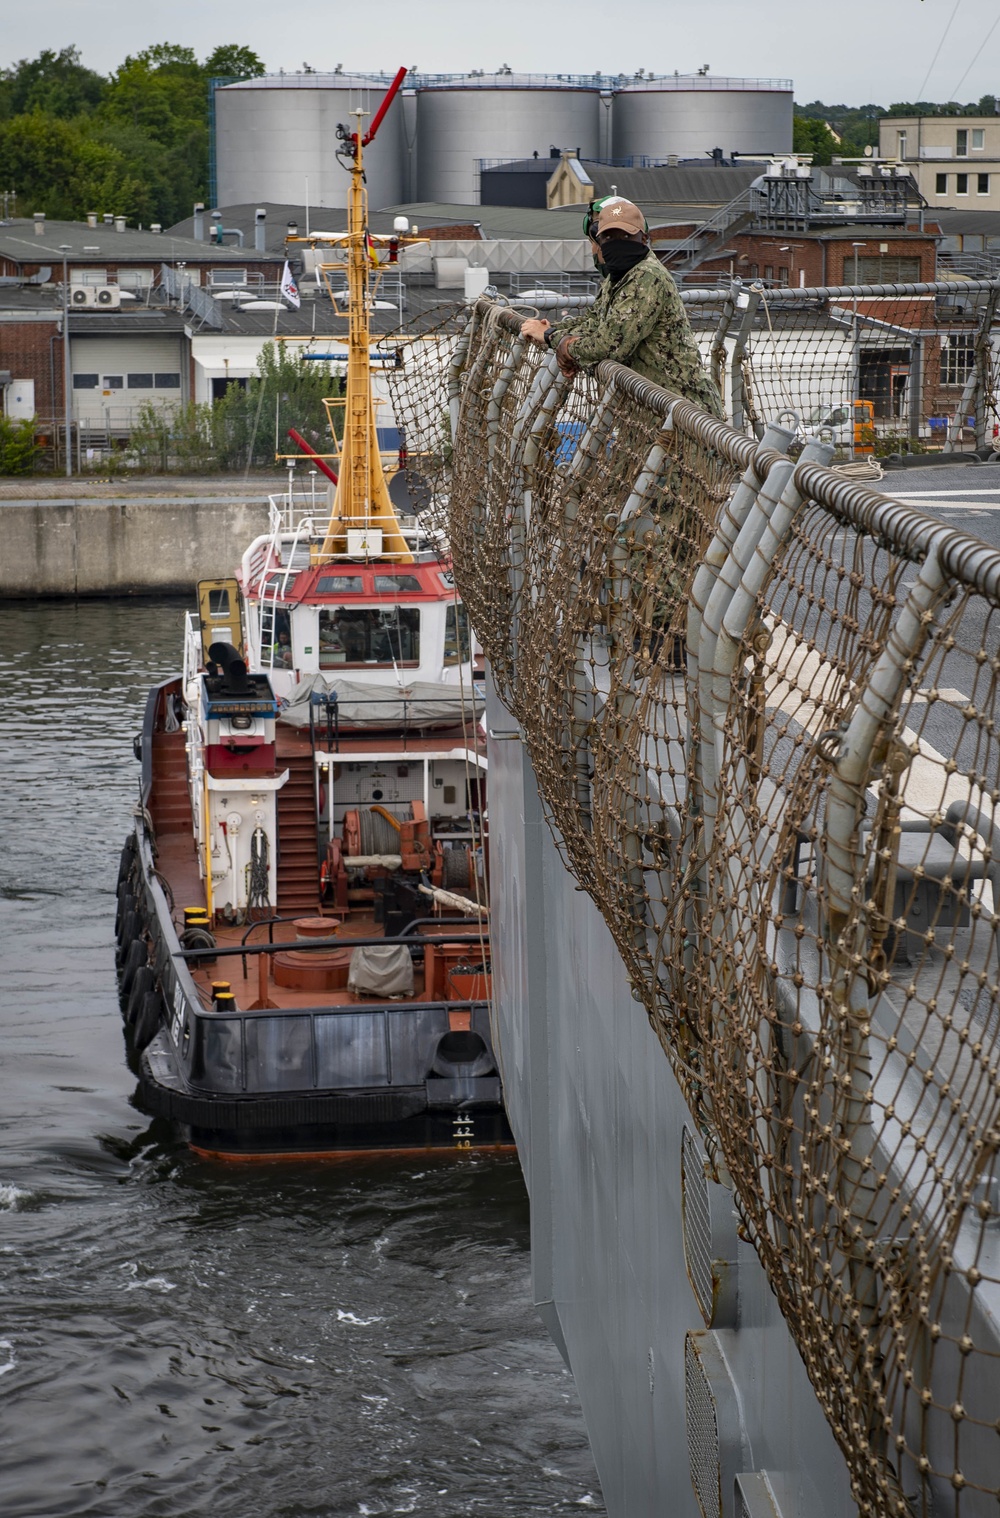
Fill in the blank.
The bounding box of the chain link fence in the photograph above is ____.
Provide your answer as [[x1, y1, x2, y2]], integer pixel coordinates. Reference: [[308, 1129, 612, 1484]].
[[408, 295, 1000, 1517]]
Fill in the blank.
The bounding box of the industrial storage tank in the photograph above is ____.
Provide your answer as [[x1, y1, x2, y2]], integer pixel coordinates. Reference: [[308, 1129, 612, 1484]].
[[415, 75, 604, 205], [612, 76, 793, 163], [214, 74, 406, 211]]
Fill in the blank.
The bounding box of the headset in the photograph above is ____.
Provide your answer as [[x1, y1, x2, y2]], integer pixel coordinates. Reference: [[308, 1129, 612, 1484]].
[[582, 194, 649, 239]]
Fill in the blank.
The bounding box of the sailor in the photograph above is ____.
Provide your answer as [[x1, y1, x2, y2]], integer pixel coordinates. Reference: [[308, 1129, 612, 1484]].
[[519, 197, 723, 416]]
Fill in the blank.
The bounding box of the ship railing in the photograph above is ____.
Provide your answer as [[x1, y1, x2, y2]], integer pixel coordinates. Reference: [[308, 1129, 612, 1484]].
[[445, 292, 1000, 1513]]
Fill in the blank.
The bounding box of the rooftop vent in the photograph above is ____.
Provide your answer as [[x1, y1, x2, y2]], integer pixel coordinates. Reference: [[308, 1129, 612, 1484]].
[[151, 223, 162, 234], [103, 213, 113, 225], [193, 203, 205, 242], [114, 216, 126, 233], [86, 212, 97, 229], [33, 212, 45, 235], [254, 208, 266, 252]]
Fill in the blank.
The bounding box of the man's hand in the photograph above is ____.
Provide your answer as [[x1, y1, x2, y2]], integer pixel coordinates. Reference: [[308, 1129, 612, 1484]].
[[555, 335, 579, 377], [520, 318, 551, 344]]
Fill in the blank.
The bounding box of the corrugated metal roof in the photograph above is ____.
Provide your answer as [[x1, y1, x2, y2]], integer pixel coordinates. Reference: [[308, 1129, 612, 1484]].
[[577, 163, 761, 207], [0, 219, 272, 265]]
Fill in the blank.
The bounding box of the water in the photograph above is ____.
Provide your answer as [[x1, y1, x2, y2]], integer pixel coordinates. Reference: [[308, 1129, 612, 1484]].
[[0, 600, 603, 1518]]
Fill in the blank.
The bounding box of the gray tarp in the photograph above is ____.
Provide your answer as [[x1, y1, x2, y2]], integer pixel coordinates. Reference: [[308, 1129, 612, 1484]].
[[280, 674, 484, 731], [348, 944, 415, 998]]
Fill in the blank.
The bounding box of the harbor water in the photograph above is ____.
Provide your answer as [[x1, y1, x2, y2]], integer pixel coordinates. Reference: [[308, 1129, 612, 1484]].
[[0, 598, 604, 1518]]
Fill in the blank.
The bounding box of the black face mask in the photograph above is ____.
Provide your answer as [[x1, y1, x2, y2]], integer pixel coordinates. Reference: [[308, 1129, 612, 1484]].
[[600, 239, 648, 282]]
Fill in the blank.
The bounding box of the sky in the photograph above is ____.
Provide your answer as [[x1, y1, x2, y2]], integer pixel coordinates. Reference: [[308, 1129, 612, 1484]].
[[4, 0, 1000, 107]]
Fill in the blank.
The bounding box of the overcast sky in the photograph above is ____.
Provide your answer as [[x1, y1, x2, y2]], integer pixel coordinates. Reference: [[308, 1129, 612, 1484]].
[[5, 0, 999, 107]]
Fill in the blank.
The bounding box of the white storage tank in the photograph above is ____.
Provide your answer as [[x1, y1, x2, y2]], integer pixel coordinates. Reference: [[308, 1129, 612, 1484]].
[[214, 74, 406, 211], [612, 76, 793, 163], [416, 76, 603, 205]]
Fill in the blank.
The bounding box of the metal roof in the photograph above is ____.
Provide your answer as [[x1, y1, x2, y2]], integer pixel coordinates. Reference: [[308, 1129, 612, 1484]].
[[0, 219, 273, 266]]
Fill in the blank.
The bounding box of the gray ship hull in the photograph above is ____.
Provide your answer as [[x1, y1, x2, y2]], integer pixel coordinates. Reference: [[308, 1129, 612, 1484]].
[[488, 681, 856, 1518]]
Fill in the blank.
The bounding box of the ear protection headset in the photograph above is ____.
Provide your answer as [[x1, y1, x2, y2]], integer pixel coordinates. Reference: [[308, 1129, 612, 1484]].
[[582, 194, 649, 238]]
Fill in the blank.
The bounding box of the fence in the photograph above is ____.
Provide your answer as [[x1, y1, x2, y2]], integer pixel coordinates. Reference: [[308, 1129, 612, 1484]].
[[428, 296, 1000, 1516]]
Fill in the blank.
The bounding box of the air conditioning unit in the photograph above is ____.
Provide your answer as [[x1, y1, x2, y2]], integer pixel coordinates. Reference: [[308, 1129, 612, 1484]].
[[94, 285, 121, 309], [70, 285, 96, 307]]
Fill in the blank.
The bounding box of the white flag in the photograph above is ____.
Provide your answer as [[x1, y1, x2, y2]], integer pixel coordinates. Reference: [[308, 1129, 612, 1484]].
[[280, 261, 300, 309]]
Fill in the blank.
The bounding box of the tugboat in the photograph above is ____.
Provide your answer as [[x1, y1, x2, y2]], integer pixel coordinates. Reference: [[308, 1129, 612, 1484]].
[[116, 70, 508, 1158]]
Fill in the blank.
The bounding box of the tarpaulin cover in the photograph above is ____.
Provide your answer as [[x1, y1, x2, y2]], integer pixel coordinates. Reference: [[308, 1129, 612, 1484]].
[[280, 673, 484, 731], [347, 944, 414, 998]]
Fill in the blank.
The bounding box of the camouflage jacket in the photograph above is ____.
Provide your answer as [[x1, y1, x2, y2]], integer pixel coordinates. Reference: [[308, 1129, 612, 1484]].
[[551, 254, 723, 417]]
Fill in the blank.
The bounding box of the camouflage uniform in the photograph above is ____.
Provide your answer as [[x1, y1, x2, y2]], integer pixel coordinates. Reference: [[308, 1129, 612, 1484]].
[[551, 252, 723, 656], [550, 252, 723, 417]]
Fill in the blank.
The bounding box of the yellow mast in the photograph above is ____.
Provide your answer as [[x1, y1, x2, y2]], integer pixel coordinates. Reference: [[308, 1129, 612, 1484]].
[[319, 103, 412, 563]]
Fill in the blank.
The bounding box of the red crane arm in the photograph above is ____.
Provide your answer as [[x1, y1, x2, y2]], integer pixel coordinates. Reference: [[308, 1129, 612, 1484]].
[[361, 67, 407, 146], [287, 427, 339, 484]]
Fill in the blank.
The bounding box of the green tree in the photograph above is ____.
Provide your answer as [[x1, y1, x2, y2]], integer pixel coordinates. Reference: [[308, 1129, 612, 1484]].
[[792, 116, 838, 165], [204, 44, 265, 79], [215, 343, 343, 471], [0, 45, 105, 120]]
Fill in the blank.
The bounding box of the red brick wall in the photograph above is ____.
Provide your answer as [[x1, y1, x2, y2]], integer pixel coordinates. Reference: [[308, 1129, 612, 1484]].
[[0, 317, 61, 417], [694, 233, 937, 289]]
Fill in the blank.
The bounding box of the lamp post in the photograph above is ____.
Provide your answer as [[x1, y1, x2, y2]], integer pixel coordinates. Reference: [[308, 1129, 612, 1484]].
[[60, 244, 72, 477]]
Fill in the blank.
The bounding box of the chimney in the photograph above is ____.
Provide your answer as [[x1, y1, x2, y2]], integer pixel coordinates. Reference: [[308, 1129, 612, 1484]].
[[103, 213, 113, 225], [33, 212, 45, 235], [192, 202, 205, 241], [151, 223, 162, 234], [114, 215, 126, 232], [255, 208, 266, 252], [86, 212, 98, 229]]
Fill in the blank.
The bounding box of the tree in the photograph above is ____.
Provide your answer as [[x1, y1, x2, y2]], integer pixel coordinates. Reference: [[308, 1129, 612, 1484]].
[[792, 117, 838, 165], [204, 45, 265, 80], [0, 46, 105, 121]]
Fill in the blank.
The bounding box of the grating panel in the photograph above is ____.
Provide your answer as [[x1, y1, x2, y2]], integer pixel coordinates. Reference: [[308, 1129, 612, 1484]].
[[685, 1332, 722, 1518], [682, 1125, 714, 1324]]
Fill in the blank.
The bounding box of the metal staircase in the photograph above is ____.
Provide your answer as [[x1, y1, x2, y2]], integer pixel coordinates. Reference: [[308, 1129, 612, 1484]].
[[276, 750, 320, 914], [663, 186, 756, 275]]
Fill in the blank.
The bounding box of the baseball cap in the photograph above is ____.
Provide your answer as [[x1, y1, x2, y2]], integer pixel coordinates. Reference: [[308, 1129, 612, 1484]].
[[595, 198, 646, 236]]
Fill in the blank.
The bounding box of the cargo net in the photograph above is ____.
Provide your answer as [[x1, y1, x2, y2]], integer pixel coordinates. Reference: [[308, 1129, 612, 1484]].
[[378, 306, 470, 543], [438, 297, 1000, 1517]]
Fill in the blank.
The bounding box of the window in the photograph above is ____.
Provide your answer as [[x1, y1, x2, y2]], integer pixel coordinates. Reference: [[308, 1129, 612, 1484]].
[[103, 375, 123, 389], [957, 173, 969, 195], [973, 128, 985, 151], [763, 264, 774, 281], [208, 588, 231, 618], [318, 607, 420, 668], [856, 255, 922, 282], [72, 373, 99, 389], [897, 130, 907, 158], [978, 173, 990, 195], [940, 333, 976, 386], [444, 603, 471, 666], [154, 373, 181, 388], [208, 268, 247, 289], [117, 268, 152, 291], [748, 263, 759, 278], [316, 574, 363, 594], [936, 172, 948, 194], [373, 573, 422, 592], [957, 129, 968, 157], [777, 265, 788, 284], [127, 373, 154, 389], [263, 571, 299, 596]]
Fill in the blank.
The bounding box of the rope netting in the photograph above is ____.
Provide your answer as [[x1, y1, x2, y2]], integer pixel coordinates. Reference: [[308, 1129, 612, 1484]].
[[401, 296, 1000, 1516]]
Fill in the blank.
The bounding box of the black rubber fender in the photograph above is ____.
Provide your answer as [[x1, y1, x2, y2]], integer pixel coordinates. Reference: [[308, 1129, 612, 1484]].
[[115, 910, 141, 965], [117, 835, 137, 889], [126, 965, 156, 1028], [132, 991, 163, 1053], [115, 884, 136, 939], [119, 938, 148, 998]]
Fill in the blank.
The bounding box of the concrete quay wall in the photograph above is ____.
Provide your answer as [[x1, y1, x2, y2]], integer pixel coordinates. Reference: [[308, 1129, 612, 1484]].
[[0, 491, 274, 599]]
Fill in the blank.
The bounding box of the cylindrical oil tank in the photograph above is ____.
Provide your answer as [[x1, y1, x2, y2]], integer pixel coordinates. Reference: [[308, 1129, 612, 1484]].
[[214, 75, 406, 211], [416, 78, 602, 205], [612, 78, 793, 163]]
